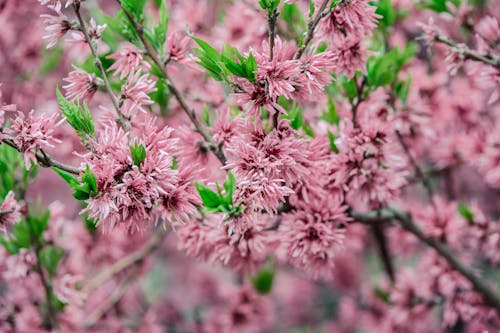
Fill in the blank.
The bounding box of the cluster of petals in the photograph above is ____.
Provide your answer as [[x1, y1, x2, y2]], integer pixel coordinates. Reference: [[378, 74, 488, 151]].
[[5, 110, 62, 168], [62, 66, 101, 101], [0, 191, 22, 234]]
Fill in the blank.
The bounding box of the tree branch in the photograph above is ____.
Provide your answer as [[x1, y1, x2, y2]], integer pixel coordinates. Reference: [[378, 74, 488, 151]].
[[1, 138, 80, 175], [82, 228, 167, 294], [294, 0, 331, 60], [352, 209, 500, 310], [117, 1, 227, 165], [72, 3, 130, 130]]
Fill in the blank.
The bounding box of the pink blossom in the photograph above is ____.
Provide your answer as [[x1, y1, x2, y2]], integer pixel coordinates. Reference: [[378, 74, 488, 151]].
[[62, 66, 102, 101], [166, 32, 190, 63], [5, 110, 62, 168], [333, 37, 368, 77], [107, 44, 151, 80], [0, 191, 22, 233], [120, 71, 156, 115], [40, 1, 72, 48]]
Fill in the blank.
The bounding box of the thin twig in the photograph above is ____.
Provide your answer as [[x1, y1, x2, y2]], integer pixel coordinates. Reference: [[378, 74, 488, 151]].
[[117, 1, 227, 165], [371, 221, 395, 283], [267, 9, 279, 61], [1, 138, 80, 175], [82, 228, 167, 294], [435, 34, 500, 68], [294, 0, 331, 60], [72, 3, 129, 130], [84, 271, 136, 328], [352, 209, 500, 310]]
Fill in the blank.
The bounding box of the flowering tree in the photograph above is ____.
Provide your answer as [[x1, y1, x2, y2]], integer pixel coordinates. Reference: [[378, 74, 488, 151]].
[[0, 0, 499, 331]]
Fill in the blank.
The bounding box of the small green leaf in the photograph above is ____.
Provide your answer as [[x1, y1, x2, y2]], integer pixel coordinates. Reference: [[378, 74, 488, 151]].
[[56, 88, 95, 140], [130, 142, 147, 167], [374, 286, 391, 304], [251, 264, 275, 294], [223, 172, 236, 205], [327, 131, 339, 153], [52, 167, 80, 189], [458, 203, 474, 223], [320, 99, 340, 125], [40, 246, 64, 277], [195, 183, 222, 209], [82, 165, 98, 194]]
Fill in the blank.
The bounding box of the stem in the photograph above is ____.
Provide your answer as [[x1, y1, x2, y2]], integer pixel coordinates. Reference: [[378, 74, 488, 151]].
[[117, 1, 227, 166], [82, 228, 167, 294], [33, 244, 58, 330], [351, 76, 366, 127], [72, 3, 129, 130], [1, 138, 80, 175], [294, 0, 331, 60], [372, 222, 395, 282], [435, 34, 500, 68], [352, 209, 500, 310], [267, 9, 279, 61]]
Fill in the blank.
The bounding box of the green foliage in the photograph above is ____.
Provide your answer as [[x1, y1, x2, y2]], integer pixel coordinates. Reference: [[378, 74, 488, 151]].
[[375, 0, 397, 29], [40, 246, 64, 277], [282, 3, 306, 40], [150, 0, 169, 51], [327, 131, 339, 153], [121, 0, 147, 22], [251, 263, 275, 294], [56, 88, 95, 141], [130, 142, 147, 167], [52, 165, 98, 201], [374, 286, 392, 304], [0, 208, 51, 254], [0, 144, 38, 199], [366, 43, 416, 88], [195, 172, 244, 217], [191, 37, 258, 82], [458, 202, 474, 223], [338, 75, 358, 102], [320, 99, 340, 125], [417, 0, 462, 13], [259, 0, 280, 13]]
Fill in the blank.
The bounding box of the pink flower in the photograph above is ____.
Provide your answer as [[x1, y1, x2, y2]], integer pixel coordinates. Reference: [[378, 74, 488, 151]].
[[166, 32, 190, 63], [120, 71, 156, 115], [40, 1, 72, 48], [67, 18, 106, 45], [63, 66, 102, 101], [0, 191, 22, 234], [5, 111, 62, 168], [333, 37, 367, 78], [107, 44, 151, 80], [277, 196, 350, 279], [319, 0, 380, 43]]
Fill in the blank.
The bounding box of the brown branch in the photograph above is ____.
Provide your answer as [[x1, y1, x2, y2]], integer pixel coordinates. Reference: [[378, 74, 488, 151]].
[[352, 209, 500, 310], [82, 228, 167, 294], [434, 34, 500, 68], [117, 1, 227, 165], [72, 3, 129, 130], [267, 9, 279, 61], [371, 222, 395, 283], [294, 0, 331, 60], [1, 138, 80, 175]]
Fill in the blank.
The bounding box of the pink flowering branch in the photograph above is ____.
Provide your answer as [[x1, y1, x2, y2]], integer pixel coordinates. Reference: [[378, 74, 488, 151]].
[[1, 137, 80, 175], [117, 1, 227, 165], [72, 3, 130, 130], [352, 208, 500, 310], [294, 0, 331, 60]]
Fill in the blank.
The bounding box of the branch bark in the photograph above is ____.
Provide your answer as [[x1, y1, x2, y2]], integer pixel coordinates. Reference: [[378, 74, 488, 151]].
[[352, 209, 500, 310], [294, 0, 331, 60]]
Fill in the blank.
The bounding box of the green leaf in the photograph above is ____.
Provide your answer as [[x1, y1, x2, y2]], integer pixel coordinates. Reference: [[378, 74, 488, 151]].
[[56, 88, 95, 140], [195, 183, 222, 209], [40, 246, 64, 277], [130, 142, 147, 167], [27, 209, 51, 241], [82, 165, 98, 194], [52, 167, 80, 189], [327, 131, 339, 153], [121, 0, 147, 22], [458, 203, 474, 223], [251, 264, 275, 294], [73, 190, 90, 201], [0, 236, 19, 254], [10, 220, 31, 249], [152, 0, 169, 50], [223, 172, 236, 205], [374, 286, 391, 304]]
